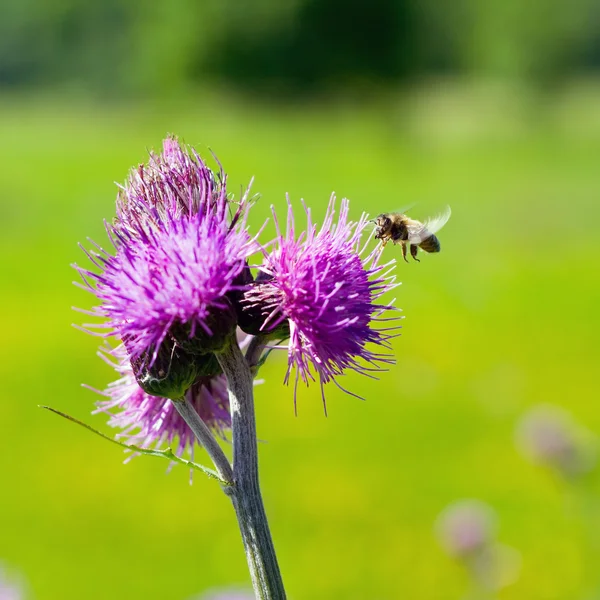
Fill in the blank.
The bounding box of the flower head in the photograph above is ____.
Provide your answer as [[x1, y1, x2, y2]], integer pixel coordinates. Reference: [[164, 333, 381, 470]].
[[244, 194, 398, 406], [114, 136, 231, 237], [93, 345, 231, 460], [76, 202, 257, 367]]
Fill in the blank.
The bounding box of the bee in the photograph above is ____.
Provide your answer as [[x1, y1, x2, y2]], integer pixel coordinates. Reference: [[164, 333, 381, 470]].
[[373, 206, 451, 262]]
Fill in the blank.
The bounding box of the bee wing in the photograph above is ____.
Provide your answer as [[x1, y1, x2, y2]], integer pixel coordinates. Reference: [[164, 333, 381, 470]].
[[407, 205, 451, 244], [423, 205, 451, 235], [406, 221, 429, 244]]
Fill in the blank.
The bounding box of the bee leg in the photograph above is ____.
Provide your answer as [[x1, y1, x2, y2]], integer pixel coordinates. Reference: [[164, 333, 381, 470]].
[[410, 244, 420, 262], [401, 242, 409, 263]]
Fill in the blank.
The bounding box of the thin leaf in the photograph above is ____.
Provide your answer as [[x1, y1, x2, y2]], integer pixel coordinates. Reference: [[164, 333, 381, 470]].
[[40, 405, 231, 485]]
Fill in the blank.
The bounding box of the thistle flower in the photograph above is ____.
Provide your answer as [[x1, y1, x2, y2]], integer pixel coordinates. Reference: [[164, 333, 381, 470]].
[[114, 136, 230, 237], [75, 203, 257, 369], [93, 345, 231, 460], [516, 405, 597, 479], [243, 194, 398, 405]]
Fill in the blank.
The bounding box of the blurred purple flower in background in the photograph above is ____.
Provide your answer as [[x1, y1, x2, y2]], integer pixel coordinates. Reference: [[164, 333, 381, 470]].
[[436, 499, 497, 558], [0, 566, 22, 600], [192, 587, 254, 600], [244, 194, 399, 407], [516, 404, 597, 479], [436, 500, 521, 592]]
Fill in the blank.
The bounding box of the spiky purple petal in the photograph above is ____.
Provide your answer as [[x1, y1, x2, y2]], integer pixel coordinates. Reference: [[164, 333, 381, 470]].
[[114, 136, 229, 237], [245, 194, 399, 403], [75, 206, 256, 361]]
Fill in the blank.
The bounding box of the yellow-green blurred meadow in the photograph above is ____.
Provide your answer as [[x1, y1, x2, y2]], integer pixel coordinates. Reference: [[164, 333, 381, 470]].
[[1, 82, 600, 599]]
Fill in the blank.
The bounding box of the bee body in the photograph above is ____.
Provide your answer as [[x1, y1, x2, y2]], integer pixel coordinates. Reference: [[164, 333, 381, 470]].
[[373, 207, 450, 262], [419, 233, 441, 253]]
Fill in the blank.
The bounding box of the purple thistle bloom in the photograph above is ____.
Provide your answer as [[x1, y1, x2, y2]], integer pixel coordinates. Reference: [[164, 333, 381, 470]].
[[114, 136, 231, 236], [92, 345, 231, 461], [74, 138, 262, 463], [75, 201, 257, 364], [244, 194, 398, 406]]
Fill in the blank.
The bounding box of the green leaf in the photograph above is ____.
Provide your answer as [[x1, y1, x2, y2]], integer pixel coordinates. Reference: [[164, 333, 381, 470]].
[[40, 405, 231, 485]]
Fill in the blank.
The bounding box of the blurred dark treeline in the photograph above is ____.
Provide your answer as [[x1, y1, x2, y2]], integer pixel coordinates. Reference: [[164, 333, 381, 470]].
[[2, 0, 600, 95]]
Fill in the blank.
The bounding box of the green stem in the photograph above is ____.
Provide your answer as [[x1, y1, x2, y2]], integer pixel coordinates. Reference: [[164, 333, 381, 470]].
[[172, 397, 233, 485], [217, 336, 286, 599]]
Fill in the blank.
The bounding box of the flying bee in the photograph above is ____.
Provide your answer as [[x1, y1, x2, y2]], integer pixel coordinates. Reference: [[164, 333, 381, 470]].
[[373, 206, 451, 262]]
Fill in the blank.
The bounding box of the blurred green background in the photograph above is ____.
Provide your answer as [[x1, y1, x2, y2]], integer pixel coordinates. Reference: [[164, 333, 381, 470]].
[[1, 1, 600, 599]]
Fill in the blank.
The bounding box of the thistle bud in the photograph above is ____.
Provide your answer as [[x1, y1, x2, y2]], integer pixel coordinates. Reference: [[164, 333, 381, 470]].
[[130, 339, 198, 400], [235, 270, 291, 338]]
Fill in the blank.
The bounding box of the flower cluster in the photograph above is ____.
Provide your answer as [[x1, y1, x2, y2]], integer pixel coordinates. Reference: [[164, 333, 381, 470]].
[[76, 136, 398, 458]]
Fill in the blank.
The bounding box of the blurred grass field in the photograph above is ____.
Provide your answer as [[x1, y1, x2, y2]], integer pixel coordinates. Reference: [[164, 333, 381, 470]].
[[1, 83, 599, 599]]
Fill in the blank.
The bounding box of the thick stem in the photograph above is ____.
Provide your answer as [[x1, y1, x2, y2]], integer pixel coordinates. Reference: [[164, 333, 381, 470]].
[[217, 337, 286, 600], [172, 397, 233, 485]]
